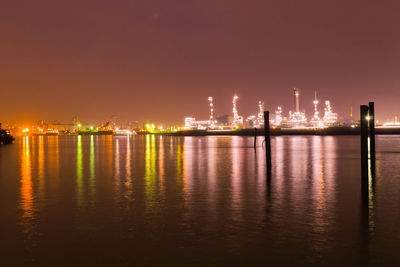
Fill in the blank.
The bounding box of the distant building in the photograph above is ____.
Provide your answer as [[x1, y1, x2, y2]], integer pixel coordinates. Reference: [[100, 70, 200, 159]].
[[52, 123, 75, 133]]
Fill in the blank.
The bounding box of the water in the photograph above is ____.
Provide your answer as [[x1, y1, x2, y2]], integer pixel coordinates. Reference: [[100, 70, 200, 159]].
[[1, 135, 400, 265]]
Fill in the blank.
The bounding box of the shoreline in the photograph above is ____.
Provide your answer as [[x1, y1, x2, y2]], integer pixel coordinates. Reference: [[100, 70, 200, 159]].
[[138, 126, 400, 136], [16, 126, 400, 137]]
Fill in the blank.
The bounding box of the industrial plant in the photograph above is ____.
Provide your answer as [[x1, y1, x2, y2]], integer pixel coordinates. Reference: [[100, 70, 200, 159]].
[[184, 88, 339, 130]]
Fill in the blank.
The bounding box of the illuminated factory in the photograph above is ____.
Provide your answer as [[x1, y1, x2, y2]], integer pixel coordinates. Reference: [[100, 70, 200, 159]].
[[246, 101, 265, 128], [185, 95, 243, 130], [184, 96, 223, 130], [274, 88, 338, 128], [184, 89, 339, 130]]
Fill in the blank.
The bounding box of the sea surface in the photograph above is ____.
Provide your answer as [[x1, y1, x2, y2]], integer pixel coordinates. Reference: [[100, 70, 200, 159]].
[[1, 135, 400, 265]]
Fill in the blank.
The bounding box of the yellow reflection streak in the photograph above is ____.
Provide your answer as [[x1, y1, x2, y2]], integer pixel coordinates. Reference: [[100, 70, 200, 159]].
[[76, 135, 83, 206], [106, 135, 113, 182], [180, 137, 186, 198], [145, 135, 157, 208], [176, 137, 186, 196], [176, 138, 182, 183], [90, 135, 95, 199], [183, 137, 194, 199]]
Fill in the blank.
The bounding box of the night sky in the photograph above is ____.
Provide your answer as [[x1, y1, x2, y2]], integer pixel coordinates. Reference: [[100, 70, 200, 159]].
[[1, 0, 399, 124]]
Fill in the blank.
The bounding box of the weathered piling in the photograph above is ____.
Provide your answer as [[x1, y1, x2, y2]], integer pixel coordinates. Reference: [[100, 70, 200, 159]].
[[360, 105, 369, 182], [254, 127, 257, 149], [264, 111, 272, 176], [368, 102, 376, 175]]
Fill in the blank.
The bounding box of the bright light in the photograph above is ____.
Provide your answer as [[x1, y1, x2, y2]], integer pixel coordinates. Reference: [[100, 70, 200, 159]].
[[77, 123, 82, 127], [146, 123, 156, 132], [366, 116, 370, 121], [114, 129, 133, 135]]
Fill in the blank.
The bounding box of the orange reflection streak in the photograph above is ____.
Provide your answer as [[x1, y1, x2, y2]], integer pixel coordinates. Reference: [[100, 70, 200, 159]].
[[176, 138, 182, 183], [38, 136, 44, 180], [38, 136, 45, 199], [20, 136, 33, 220], [176, 137, 186, 195], [19, 136, 38, 247]]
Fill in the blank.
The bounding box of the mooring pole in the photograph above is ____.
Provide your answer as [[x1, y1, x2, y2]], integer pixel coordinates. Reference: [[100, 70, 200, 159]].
[[264, 111, 272, 176], [254, 127, 257, 149], [368, 102, 376, 175], [360, 105, 369, 183]]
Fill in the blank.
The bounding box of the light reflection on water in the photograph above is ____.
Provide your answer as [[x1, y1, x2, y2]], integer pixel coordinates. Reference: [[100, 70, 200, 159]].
[[76, 135, 83, 207], [19, 136, 35, 244], [1, 135, 400, 265]]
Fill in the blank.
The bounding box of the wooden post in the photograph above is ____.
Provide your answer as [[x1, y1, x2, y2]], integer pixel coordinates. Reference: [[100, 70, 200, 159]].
[[254, 127, 257, 149], [264, 111, 272, 176], [368, 102, 376, 175], [360, 105, 369, 183]]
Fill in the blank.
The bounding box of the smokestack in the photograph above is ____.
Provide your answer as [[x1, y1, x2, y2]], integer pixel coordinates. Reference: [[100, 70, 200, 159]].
[[208, 96, 214, 126], [294, 88, 300, 113]]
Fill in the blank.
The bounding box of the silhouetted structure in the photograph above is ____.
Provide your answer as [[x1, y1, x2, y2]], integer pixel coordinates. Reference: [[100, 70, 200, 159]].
[[360, 102, 376, 182], [360, 106, 369, 183], [0, 123, 14, 144], [264, 111, 272, 176]]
